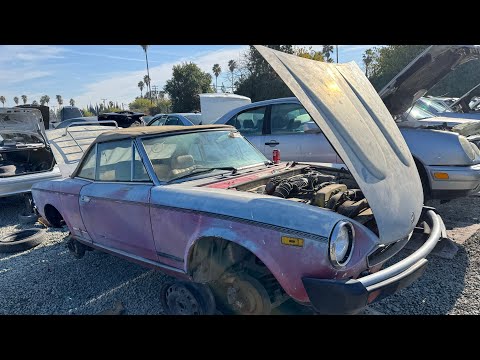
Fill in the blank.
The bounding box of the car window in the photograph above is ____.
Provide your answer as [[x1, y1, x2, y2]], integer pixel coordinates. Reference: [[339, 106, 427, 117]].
[[133, 146, 150, 182], [271, 103, 316, 134], [227, 107, 265, 136], [165, 116, 181, 126], [97, 140, 132, 181], [184, 115, 202, 125], [77, 146, 96, 180]]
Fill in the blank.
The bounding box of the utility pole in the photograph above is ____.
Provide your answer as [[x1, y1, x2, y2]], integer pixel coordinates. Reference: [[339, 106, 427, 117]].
[[152, 85, 158, 101], [336, 45, 339, 63]]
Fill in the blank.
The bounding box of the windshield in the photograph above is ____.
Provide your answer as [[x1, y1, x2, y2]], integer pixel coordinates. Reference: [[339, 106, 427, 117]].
[[417, 98, 452, 114], [404, 104, 436, 121], [141, 130, 267, 182]]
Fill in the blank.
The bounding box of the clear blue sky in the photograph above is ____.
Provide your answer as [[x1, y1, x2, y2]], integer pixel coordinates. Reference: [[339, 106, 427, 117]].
[[0, 45, 375, 109]]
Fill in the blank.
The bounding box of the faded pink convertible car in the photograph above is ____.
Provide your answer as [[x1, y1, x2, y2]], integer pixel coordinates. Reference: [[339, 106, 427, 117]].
[[31, 46, 445, 315]]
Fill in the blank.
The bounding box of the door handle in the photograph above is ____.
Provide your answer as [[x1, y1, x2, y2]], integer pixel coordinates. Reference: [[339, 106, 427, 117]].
[[80, 195, 91, 203], [265, 140, 280, 147]]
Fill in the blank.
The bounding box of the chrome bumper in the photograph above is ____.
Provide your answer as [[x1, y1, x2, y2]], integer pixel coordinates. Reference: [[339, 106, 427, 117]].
[[302, 209, 445, 314]]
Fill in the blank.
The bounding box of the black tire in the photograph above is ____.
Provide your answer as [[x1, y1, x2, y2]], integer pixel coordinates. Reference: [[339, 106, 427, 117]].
[[414, 158, 430, 200], [183, 282, 216, 315], [160, 281, 215, 315], [0, 228, 46, 253], [18, 213, 39, 225], [212, 272, 272, 315]]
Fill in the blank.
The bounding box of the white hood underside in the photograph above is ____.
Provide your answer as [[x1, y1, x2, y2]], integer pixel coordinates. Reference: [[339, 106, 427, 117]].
[[255, 45, 424, 245]]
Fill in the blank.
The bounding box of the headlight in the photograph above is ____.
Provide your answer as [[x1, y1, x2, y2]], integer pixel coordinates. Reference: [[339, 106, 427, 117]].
[[459, 136, 477, 161], [329, 221, 354, 267]]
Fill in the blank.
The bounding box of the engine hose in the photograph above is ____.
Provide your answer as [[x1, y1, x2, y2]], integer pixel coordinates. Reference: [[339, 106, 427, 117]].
[[273, 181, 293, 198]]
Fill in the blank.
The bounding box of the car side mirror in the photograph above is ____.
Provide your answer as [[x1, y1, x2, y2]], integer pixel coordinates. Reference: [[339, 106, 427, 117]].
[[303, 121, 322, 134]]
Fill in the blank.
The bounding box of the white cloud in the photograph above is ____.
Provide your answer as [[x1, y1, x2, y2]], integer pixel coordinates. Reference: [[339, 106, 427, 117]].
[[74, 46, 248, 108], [0, 45, 65, 63]]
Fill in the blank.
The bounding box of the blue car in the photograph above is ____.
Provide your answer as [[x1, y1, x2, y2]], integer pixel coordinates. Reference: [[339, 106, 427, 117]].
[[147, 113, 203, 127]]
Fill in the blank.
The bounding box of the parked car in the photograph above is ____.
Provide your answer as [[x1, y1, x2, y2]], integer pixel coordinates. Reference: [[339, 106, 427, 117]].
[[50, 106, 84, 128], [216, 46, 480, 200], [52, 116, 99, 129], [147, 113, 203, 126], [0, 108, 62, 202], [98, 111, 145, 128], [32, 46, 444, 315], [416, 96, 480, 120]]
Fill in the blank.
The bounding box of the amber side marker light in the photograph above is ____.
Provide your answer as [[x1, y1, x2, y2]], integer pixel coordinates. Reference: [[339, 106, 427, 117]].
[[433, 172, 449, 180], [281, 236, 304, 247]]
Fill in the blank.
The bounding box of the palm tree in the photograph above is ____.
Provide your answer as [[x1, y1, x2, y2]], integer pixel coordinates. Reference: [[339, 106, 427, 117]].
[[362, 49, 374, 77], [56, 95, 63, 108], [138, 81, 144, 97], [212, 64, 222, 92], [228, 60, 237, 93], [322, 45, 334, 63], [140, 45, 152, 103], [32, 100, 38, 105], [70, 98, 75, 107], [13, 96, 19, 105], [0, 96, 5, 107], [21, 95, 27, 104], [44, 95, 50, 106], [143, 75, 151, 93]]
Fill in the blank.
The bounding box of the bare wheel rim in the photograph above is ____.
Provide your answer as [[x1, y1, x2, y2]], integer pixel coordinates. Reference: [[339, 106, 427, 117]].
[[165, 283, 202, 315]]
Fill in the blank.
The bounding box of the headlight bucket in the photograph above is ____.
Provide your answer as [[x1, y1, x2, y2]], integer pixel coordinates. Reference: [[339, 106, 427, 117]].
[[329, 220, 355, 267]]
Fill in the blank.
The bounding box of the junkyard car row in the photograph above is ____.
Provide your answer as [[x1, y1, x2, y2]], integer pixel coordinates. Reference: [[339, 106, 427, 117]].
[[1, 45, 480, 315]]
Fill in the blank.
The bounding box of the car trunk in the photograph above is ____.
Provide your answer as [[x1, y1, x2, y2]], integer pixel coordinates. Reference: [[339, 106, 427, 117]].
[[1, 108, 55, 178]]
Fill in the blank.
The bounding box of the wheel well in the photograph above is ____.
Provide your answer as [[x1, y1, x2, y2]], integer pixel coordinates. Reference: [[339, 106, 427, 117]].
[[44, 204, 64, 228], [187, 237, 287, 306], [413, 156, 431, 198]]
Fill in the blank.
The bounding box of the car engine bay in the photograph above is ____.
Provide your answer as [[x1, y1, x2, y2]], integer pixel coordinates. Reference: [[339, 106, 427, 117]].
[[235, 164, 377, 232]]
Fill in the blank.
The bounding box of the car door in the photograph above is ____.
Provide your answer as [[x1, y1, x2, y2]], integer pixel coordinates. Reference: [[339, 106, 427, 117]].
[[78, 139, 158, 261], [225, 106, 266, 151], [264, 102, 340, 163]]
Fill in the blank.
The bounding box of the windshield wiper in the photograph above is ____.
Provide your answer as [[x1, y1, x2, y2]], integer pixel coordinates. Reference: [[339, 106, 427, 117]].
[[167, 166, 238, 183]]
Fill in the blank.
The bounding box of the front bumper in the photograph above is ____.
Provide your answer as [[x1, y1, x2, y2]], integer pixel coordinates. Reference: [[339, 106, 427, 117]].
[[302, 209, 445, 315], [426, 163, 480, 199]]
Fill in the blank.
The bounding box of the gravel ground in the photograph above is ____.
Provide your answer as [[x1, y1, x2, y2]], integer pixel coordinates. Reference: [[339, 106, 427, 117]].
[[0, 194, 479, 315]]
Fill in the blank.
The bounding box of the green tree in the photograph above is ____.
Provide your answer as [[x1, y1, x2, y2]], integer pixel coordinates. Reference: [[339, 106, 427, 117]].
[[70, 98, 75, 107], [129, 98, 155, 113], [40, 95, 47, 106], [21, 95, 27, 104], [13, 96, 19, 105], [212, 63, 222, 92], [362, 48, 375, 77], [140, 45, 152, 103], [32, 100, 38, 105], [56, 95, 63, 107], [322, 45, 334, 63], [138, 81, 144, 97], [108, 101, 114, 109], [0, 96, 5, 107], [148, 99, 172, 115], [82, 109, 94, 116], [228, 59, 237, 93], [296, 46, 324, 61], [164, 62, 213, 112], [235, 45, 295, 102], [44, 95, 50, 106]]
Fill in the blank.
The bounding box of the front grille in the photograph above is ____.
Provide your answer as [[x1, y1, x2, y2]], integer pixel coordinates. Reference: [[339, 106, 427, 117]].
[[367, 236, 410, 267]]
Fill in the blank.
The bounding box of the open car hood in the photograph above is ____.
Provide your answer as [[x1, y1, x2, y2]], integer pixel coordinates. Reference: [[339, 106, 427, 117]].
[[379, 45, 480, 117], [0, 108, 47, 140], [45, 125, 117, 177], [255, 45, 423, 245]]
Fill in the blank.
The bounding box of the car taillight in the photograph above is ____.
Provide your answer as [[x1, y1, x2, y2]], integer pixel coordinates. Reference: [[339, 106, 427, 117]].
[[272, 149, 280, 164]]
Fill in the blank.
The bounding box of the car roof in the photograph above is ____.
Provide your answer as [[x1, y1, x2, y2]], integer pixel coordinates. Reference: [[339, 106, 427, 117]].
[[92, 124, 234, 144]]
